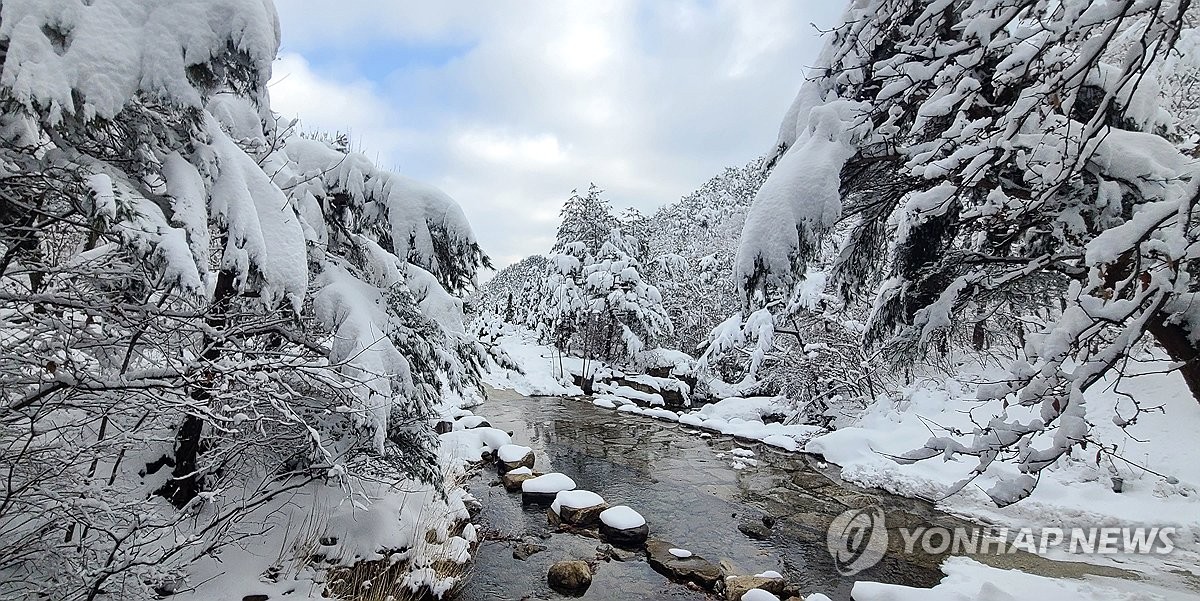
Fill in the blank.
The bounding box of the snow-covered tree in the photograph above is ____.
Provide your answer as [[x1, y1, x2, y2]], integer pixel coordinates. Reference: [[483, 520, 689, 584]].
[[577, 228, 673, 370], [478, 254, 550, 325], [736, 0, 1198, 505], [0, 1, 487, 597], [553, 183, 617, 255]]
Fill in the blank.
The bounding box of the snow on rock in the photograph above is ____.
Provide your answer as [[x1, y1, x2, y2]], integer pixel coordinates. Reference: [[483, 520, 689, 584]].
[[755, 571, 783, 579], [668, 548, 693, 558], [740, 590, 781, 601], [506, 467, 533, 476], [439, 427, 512, 464], [497, 444, 533, 463], [598, 382, 666, 407], [550, 490, 606, 513], [678, 396, 824, 450], [454, 415, 490, 430], [600, 505, 646, 530], [593, 397, 618, 409], [522, 473, 577, 495]]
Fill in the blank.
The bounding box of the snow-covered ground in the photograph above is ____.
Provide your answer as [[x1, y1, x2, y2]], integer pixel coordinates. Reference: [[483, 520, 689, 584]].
[[481, 325, 1200, 599], [806, 360, 1200, 574], [176, 412, 509, 601]]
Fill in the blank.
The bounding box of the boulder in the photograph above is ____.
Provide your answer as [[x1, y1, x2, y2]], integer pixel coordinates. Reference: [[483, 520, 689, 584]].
[[547, 560, 592, 595], [598, 505, 649, 548], [724, 575, 786, 600], [646, 539, 722, 590], [502, 467, 537, 492], [496, 444, 535, 473], [549, 490, 608, 526], [522, 473, 576, 504], [738, 520, 772, 541]]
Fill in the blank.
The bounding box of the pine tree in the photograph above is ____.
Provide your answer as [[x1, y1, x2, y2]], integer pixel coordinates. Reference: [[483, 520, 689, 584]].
[[552, 183, 616, 255]]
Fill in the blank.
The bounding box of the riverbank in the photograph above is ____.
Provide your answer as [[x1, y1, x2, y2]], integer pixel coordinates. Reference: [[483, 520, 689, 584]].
[[448, 387, 1199, 600], [476, 325, 1200, 600]]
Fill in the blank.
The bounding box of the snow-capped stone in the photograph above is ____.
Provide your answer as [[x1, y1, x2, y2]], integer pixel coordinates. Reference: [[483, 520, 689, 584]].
[[600, 505, 646, 530], [645, 539, 721, 589], [739, 589, 781, 601], [724, 574, 786, 601], [496, 444, 534, 473], [501, 467, 537, 492], [549, 489, 608, 526], [599, 505, 649, 548], [522, 473, 576, 496]]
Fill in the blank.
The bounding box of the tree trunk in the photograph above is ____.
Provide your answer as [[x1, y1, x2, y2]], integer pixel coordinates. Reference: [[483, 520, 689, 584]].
[[1148, 312, 1200, 403], [158, 269, 236, 507]]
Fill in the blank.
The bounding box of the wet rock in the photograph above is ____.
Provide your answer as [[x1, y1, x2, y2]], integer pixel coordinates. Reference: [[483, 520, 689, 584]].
[[599, 521, 649, 549], [723, 575, 786, 600], [596, 542, 638, 562], [646, 539, 722, 590], [502, 467, 538, 492], [242, 596, 269, 601], [496, 444, 535, 473], [547, 560, 592, 595], [513, 541, 546, 561], [761, 515, 777, 528], [598, 505, 649, 548], [550, 490, 608, 526], [522, 473, 576, 505], [434, 420, 454, 435], [738, 520, 772, 540]]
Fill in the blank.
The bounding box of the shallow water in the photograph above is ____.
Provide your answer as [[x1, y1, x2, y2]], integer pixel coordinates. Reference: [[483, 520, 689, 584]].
[[453, 388, 1139, 600]]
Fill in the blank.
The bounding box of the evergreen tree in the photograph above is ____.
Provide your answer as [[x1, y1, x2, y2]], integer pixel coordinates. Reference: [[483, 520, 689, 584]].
[[552, 183, 616, 255]]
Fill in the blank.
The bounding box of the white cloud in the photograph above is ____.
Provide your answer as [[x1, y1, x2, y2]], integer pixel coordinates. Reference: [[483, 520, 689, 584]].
[[267, 1, 844, 270]]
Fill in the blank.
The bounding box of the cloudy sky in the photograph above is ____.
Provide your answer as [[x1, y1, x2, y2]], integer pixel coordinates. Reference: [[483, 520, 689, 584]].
[[268, 1, 841, 270]]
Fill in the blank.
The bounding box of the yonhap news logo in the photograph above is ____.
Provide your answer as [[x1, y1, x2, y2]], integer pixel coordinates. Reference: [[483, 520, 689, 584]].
[[826, 506, 888, 575], [826, 505, 1178, 576]]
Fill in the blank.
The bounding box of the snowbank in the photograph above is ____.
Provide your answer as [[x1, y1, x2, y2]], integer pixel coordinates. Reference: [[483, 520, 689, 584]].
[[804, 362, 1200, 568], [479, 324, 583, 396], [851, 557, 1187, 601]]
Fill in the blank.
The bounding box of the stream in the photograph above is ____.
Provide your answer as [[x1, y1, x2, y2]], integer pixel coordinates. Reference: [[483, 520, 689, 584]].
[[453, 388, 1142, 600]]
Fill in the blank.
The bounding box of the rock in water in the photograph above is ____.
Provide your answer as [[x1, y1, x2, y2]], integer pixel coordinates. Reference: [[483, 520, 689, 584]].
[[724, 575, 786, 600], [502, 467, 537, 492], [738, 520, 772, 540], [547, 560, 592, 595], [512, 541, 546, 561], [496, 444, 535, 473], [646, 539, 722, 590], [522, 473, 576, 504], [598, 505, 649, 548], [550, 490, 608, 526]]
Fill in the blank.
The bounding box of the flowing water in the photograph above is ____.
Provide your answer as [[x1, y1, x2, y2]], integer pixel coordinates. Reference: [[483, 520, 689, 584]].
[[453, 388, 1142, 600]]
